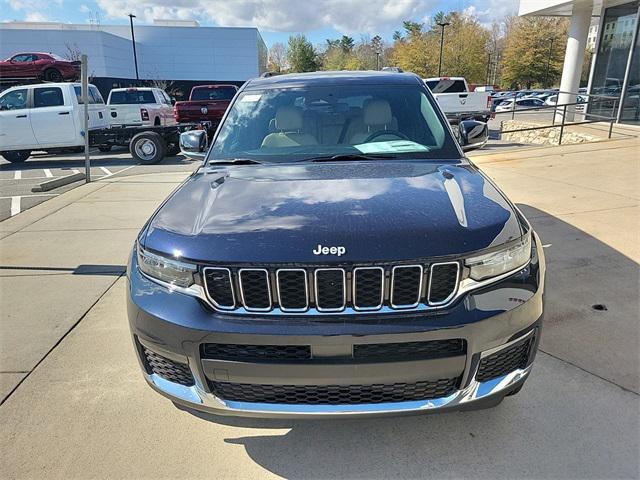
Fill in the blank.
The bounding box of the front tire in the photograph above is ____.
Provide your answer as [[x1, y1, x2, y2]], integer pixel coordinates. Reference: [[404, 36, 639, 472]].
[[130, 132, 166, 164], [1, 150, 31, 163]]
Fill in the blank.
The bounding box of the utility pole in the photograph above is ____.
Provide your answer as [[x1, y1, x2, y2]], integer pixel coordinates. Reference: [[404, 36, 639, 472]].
[[437, 22, 450, 77], [128, 13, 139, 81]]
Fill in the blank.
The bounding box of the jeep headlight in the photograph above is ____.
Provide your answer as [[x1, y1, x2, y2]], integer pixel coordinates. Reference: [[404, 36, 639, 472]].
[[137, 244, 197, 288], [465, 234, 531, 281]]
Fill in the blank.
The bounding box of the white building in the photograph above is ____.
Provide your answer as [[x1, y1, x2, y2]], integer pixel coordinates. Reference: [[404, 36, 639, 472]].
[[519, 0, 639, 124], [0, 20, 267, 84]]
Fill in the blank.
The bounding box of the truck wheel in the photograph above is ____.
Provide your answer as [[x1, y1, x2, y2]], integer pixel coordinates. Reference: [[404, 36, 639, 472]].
[[44, 68, 62, 82], [130, 132, 166, 164], [98, 145, 112, 152], [1, 150, 31, 163]]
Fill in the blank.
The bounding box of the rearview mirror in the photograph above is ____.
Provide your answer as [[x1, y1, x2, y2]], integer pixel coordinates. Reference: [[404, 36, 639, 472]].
[[179, 130, 208, 160], [458, 120, 488, 152]]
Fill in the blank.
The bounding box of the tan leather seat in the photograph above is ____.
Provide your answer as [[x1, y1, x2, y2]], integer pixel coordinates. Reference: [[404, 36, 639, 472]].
[[348, 99, 398, 144], [261, 106, 318, 148]]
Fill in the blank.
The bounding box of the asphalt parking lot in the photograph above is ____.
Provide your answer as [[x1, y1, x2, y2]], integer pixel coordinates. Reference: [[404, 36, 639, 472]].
[[1, 136, 639, 479], [0, 148, 200, 221]]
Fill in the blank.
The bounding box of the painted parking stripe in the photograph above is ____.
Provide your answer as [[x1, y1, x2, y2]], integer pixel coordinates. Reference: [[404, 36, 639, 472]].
[[43, 169, 53, 178], [11, 196, 20, 216], [14, 171, 21, 180], [99, 166, 112, 175]]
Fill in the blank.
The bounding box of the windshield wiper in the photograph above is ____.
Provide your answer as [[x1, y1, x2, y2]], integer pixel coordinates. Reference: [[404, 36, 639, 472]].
[[209, 158, 262, 165], [304, 153, 397, 163]]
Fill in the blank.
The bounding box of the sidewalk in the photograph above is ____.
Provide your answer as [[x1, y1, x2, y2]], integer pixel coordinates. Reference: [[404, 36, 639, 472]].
[[0, 172, 191, 400], [1, 138, 639, 478]]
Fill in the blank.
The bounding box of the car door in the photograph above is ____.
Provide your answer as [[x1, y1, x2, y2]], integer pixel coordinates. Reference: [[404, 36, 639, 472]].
[[30, 86, 78, 147], [0, 88, 37, 150]]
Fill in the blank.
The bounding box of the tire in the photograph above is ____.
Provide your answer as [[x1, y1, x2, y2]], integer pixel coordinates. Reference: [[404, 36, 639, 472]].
[[129, 131, 166, 164], [98, 145, 112, 152], [44, 68, 62, 82], [1, 150, 31, 163]]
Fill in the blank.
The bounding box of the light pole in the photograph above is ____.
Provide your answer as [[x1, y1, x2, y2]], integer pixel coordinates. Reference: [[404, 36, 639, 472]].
[[375, 51, 381, 70], [437, 21, 450, 77], [485, 53, 492, 86], [544, 37, 555, 88], [128, 13, 139, 81]]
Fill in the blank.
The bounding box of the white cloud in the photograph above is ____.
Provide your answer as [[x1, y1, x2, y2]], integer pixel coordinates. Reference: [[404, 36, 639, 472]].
[[94, 0, 438, 34], [24, 11, 48, 21], [464, 0, 519, 25]]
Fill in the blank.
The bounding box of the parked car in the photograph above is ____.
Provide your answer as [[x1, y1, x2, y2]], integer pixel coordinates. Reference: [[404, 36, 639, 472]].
[[127, 71, 545, 418], [494, 97, 546, 113], [106, 87, 176, 127], [0, 82, 107, 162], [173, 84, 238, 126], [0, 52, 80, 82], [424, 76, 492, 122]]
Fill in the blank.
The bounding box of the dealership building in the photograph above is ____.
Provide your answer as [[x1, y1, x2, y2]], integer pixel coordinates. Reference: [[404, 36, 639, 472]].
[[520, 0, 639, 124], [0, 20, 267, 98]]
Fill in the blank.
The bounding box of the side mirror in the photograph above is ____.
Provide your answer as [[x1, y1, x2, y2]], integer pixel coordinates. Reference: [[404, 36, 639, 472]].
[[179, 130, 208, 160], [458, 120, 488, 152]]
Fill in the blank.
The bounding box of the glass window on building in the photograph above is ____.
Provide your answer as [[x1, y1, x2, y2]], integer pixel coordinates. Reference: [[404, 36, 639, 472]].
[[589, 1, 639, 122], [621, 13, 640, 122]]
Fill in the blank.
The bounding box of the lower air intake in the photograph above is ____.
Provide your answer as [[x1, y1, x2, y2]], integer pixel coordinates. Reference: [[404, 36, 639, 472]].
[[210, 377, 459, 405], [143, 347, 194, 387]]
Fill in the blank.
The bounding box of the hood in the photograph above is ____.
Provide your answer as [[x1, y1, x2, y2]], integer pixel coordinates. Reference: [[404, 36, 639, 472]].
[[143, 161, 523, 263]]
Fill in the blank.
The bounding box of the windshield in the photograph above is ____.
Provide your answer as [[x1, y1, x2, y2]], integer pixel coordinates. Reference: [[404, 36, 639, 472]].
[[425, 79, 467, 93], [208, 84, 459, 163], [191, 87, 236, 101], [109, 90, 155, 104]]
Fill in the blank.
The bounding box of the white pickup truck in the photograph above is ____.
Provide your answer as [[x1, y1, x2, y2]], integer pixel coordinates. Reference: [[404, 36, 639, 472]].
[[0, 82, 108, 162], [424, 77, 492, 123], [106, 87, 176, 127]]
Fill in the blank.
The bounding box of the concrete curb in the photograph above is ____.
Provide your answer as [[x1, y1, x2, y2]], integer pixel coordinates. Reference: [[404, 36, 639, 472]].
[[32, 173, 86, 192]]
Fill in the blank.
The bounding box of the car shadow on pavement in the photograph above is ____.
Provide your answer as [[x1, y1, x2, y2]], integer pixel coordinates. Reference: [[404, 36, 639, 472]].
[[173, 205, 639, 479]]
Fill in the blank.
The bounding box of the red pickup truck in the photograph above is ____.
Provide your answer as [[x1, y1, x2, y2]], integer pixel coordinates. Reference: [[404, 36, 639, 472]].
[[173, 85, 238, 126]]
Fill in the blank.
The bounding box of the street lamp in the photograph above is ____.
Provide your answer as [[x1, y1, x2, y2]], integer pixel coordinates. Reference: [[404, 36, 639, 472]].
[[437, 21, 450, 77], [128, 13, 139, 81], [485, 52, 492, 86], [544, 37, 556, 88], [375, 50, 381, 70]]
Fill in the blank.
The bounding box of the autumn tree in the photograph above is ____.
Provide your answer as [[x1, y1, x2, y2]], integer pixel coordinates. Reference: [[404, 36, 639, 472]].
[[268, 42, 288, 73], [287, 34, 319, 72], [501, 16, 568, 89]]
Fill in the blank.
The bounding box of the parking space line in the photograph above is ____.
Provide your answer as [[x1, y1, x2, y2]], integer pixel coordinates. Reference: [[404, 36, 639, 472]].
[[43, 169, 53, 178], [14, 171, 21, 180], [98, 165, 136, 180], [99, 167, 112, 175], [10, 196, 20, 216], [72, 169, 80, 174]]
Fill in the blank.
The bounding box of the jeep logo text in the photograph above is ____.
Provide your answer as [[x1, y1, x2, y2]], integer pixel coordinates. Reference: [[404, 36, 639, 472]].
[[313, 244, 346, 256]]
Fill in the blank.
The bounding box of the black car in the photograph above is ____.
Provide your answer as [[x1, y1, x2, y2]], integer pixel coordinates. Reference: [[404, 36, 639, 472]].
[[127, 71, 545, 418]]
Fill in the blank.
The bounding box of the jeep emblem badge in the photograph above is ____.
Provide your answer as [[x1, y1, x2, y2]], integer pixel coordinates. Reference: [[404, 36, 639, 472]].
[[313, 244, 346, 256]]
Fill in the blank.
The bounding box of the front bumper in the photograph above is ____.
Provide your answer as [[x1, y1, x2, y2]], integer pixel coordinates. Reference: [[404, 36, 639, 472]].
[[127, 235, 545, 418]]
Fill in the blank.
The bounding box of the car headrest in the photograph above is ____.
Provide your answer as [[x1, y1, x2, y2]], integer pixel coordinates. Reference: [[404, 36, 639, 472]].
[[275, 106, 303, 131], [363, 99, 392, 126]]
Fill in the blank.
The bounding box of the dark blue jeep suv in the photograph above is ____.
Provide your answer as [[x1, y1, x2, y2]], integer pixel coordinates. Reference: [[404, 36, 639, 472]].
[[127, 71, 545, 417]]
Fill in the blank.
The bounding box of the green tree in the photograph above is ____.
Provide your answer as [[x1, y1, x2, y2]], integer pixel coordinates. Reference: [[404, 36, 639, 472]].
[[287, 34, 319, 72], [501, 16, 568, 89], [340, 35, 355, 52]]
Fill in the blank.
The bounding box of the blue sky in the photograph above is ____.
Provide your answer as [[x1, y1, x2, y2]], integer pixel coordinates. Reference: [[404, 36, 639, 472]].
[[1, 0, 519, 47]]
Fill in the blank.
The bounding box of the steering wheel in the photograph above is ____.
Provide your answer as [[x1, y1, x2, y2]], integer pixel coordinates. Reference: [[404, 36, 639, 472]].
[[363, 130, 409, 143]]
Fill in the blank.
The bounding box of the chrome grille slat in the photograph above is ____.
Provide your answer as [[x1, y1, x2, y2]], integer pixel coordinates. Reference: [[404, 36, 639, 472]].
[[390, 265, 423, 309], [276, 269, 309, 312], [238, 268, 272, 311], [352, 267, 384, 311], [428, 262, 460, 306], [314, 268, 346, 312]]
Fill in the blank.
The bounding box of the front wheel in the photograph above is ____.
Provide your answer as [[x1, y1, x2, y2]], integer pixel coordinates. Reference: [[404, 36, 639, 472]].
[[1, 150, 31, 163], [130, 132, 166, 164]]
